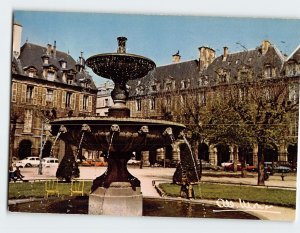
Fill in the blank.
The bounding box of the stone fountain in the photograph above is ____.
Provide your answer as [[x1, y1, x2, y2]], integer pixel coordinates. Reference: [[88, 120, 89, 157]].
[[51, 37, 185, 216]]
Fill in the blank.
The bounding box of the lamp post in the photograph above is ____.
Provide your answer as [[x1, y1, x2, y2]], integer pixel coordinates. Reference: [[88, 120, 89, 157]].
[[38, 118, 51, 175]]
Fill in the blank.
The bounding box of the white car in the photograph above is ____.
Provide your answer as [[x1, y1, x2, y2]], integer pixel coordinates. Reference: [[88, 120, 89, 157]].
[[16, 157, 40, 168], [42, 157, 59, 168]]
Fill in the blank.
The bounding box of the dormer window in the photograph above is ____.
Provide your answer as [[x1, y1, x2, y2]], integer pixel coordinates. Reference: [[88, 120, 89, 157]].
[[41, 54, 49, 64], [47, 71, 55, 81], [151, 85, 157, 92], [67, 78, 73, 85], [59, 59, 67, 69], [24, 66, 37, 78], [264, 64, 275, 78], [181, 80, 190, 89]]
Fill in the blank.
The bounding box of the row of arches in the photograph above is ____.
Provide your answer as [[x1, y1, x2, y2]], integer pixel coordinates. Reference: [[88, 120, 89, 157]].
[[17, 139, 53, 159], [198, 143, 298, 166]]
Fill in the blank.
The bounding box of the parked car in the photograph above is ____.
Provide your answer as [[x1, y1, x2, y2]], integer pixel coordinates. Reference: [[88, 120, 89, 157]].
[[42, 157, 59, 168], [221, 160, 233, 167], [201, 160, 220, 171], [273, 166, 291, 173], [16, 157, 40, 168], [127, 159, 141, 166]]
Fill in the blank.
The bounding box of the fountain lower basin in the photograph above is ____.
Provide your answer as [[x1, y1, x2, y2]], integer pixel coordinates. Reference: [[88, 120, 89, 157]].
[[51, 116, 185, 216]]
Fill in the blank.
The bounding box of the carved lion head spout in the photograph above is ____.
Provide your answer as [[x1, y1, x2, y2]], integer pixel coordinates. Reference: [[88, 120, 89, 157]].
[[138, 125, 149, 135], [81, 124, 91, 132], [110, 124, 121, 132], [59, 125, 67, 133], [163, 127, 173, 136]]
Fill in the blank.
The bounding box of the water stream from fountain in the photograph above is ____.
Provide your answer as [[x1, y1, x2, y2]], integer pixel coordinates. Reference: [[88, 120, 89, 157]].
[[76, 132, 86, 160], [181, 135, 206, 217], [50, 131, 62, 157]]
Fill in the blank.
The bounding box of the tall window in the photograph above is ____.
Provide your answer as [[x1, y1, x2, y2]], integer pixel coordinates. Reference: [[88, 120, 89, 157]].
[[83, 95, 89, 110], [150, 97, 156, 110], [46, 89, 53, 102], [26, 86, 34, 103], [66, 92, 72, 108], [136, 99, 142, 111], [23, 109, 33, 133]]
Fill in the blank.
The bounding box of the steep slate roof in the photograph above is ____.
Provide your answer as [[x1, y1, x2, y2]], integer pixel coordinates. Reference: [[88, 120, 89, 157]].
[[128, 42, 286, 97], [14, 42, 97, 90], [202, 45, 285, 85], [287, 45, 300, 62], [128, 60, 200, 96]]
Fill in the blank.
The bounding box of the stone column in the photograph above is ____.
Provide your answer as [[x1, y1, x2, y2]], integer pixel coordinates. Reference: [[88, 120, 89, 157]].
[[278, 144, 288, 162], [172, 142, 180, 162], [141, 151, 150, 166], [252, 144, 258, 167], [156, 148, 164, 161], [209, 145, 218, 166]]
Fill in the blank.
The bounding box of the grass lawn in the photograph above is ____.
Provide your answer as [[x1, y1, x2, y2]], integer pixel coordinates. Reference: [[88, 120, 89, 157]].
[[159, 183, 296, 208], [8, 181, 93, 199]]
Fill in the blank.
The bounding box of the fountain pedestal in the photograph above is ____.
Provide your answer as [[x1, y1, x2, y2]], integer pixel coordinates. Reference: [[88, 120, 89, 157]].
[[89, 182, 142, 216]]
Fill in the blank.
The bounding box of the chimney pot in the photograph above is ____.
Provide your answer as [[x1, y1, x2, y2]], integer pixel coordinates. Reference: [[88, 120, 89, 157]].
[[172, 50, 181, 63], [223, 46, 229, 61], [12, 22, 23, 58], [262, 40, 270, 55]]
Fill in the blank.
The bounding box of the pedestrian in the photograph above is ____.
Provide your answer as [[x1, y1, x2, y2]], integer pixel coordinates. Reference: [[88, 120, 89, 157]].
[[13, 167, 24, 181], [8, 166, 15, 182], [180, 177, 189, 198]]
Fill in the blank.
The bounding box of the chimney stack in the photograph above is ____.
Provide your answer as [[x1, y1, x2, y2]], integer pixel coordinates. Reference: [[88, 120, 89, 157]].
[[12, 22, 23, 58], [47, 43, 52, 55], [172, 50, 181, 63], [223, 46, 229, 61], [198, 46, 215, 71], [261, 40, 270, 55]]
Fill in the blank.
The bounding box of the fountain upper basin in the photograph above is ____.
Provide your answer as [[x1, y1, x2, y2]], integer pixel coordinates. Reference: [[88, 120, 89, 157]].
[[86, 53, 156, 81], [51, 117, 185, 152]]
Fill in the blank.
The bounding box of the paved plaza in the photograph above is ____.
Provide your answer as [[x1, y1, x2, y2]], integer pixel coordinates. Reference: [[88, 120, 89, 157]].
[[12, 166, 297, 221]]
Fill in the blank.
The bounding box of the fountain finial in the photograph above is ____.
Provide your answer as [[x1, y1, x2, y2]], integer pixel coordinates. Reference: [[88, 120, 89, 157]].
[[117, 36, 127, 53]]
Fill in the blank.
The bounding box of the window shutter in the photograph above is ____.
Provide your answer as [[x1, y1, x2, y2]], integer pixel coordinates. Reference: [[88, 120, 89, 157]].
[[21, 84, 27, 103], [32, 86, 39, 105], [79, 94, 83, 111], [11, 83, 17, 102], [53, 90, 57, 108], [61, 91, 66, 109], [88, 96, 93, 112], [71, 93, 76, 110], [42, 88, 47, 106]]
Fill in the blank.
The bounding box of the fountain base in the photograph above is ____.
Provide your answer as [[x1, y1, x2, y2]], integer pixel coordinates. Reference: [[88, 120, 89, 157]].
[[88, 182, 142, 216]]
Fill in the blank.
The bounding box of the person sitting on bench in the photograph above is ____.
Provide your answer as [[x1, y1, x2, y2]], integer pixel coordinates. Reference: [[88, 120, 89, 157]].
[[13, 167, 24, 181]]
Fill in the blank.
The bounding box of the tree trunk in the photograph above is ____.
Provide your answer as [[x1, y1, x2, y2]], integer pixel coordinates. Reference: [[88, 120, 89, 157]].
[[9, 120, 17, 166], [240, 154, 247, 178], [257, 144, 265, 186]]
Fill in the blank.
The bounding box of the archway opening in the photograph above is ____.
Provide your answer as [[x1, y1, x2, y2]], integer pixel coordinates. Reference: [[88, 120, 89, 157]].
[[216, 144, 230, 166], [264, 145, 278, 163], [42, 140, 53, 158], [18, 140, 32, 159], [198, 143, 209, 162], [239, 145, 253, 165], [288, 144, 298, 169]]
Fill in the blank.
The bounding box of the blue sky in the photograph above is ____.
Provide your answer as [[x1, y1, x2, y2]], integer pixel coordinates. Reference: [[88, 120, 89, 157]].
[[14, 11, 300, 85]]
